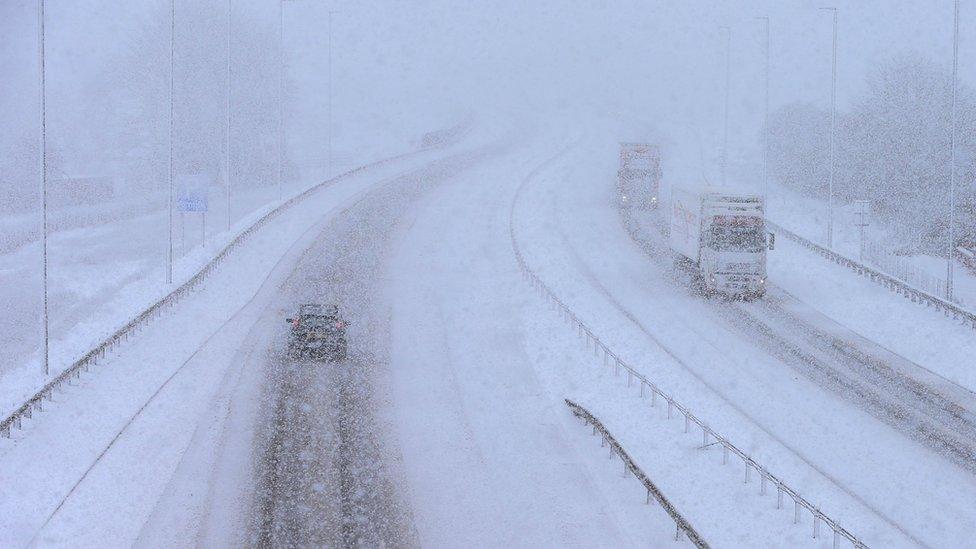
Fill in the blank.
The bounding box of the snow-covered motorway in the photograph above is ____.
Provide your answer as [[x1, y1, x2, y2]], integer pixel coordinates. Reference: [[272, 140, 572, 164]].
[[514, 134, 976, 547], [0, 126, 685, 548], [2, 124, 974, 547]]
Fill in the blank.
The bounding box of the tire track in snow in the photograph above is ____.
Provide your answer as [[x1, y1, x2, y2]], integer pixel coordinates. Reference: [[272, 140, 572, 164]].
[[623, 209, 976, 473], [253, 145, 498, 548]]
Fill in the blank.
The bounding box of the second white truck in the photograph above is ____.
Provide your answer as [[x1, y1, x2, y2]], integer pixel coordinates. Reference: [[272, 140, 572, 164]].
[[669, 185, 774, 299]]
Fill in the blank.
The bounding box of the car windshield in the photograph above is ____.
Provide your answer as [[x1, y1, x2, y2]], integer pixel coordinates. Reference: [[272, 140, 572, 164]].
[[303, 315, 338, 327], [706, 225, 765, 253]]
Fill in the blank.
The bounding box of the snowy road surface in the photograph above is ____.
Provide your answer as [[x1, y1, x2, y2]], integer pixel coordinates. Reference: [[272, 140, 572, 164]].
[[2, 125, 974, 548], [2, 127, 686, 548], [513, 134, 976, 547]]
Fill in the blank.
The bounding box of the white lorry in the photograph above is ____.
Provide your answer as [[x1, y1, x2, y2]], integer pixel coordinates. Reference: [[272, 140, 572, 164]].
[[668, 185, 774, 299], [617, 143, 661, 210]]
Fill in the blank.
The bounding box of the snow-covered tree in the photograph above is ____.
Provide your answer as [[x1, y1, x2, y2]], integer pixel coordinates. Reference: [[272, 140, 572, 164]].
[[768, 54, 976, 254]]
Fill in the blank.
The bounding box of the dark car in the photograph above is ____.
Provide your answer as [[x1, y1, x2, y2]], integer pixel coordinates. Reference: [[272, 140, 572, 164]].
[[286, 303, 348, 361]]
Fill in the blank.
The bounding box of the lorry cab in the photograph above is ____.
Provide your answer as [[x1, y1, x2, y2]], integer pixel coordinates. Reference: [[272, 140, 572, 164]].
[[700, 212, 770, 298], [617, 143, 662, 210]]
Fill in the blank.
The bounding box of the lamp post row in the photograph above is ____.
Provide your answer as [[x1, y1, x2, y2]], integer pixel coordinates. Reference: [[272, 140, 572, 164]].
[[741, 5, 960, 301], [36, 0, 334, 376]]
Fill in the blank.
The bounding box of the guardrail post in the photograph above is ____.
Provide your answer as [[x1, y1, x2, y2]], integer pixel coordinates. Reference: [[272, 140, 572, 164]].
[[684, 413, 690, 433], [667, 400, 673, 419], [628, 370, 633, 387], [777, 486, 783, 509], [744, 462, 750, 484], [701, 427, 708, 449], [640, 381, 645, 398], [833, 528, 840, 549], [646, 488, 653, 505], [794, 500, 801, 524], [723, 444, 729, 465], [813, 514, 820, 539], [760, 471, 767, 495], [674, 523, 682, 541], [651, 389, 657, 407]]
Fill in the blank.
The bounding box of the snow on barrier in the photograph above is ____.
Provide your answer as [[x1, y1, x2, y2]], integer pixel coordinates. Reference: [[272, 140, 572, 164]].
[[508, 156, 868, 549], [565, 398, 710, 547], [0, 122, 472, 440], [768, 221, 976, 330]]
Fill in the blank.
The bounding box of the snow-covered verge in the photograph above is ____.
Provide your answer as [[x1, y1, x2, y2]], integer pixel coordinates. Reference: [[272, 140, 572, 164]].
[[760, 180, 976, 394], [0, 123, 493, 547], [510, 131, 976, 547], [768, 228, 976, 394], [0, 131, 468, 425], [768, 182, 976, 310]]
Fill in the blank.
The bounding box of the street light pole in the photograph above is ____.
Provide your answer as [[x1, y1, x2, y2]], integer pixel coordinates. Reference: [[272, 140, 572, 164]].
[[820, 6, 838, 248], [327, 10, 334, 180], [277, 0, 284, 201], [720, 26, 731, 187], [167, 0, 175, 284], [226, 0, 232, 230], [948, 0, 959, 301], [38, 0, 49, 376], [756, 16, 770, 208]]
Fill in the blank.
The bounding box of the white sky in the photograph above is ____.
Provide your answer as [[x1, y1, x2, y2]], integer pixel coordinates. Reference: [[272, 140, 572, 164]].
[[1, 0, 973, 183]]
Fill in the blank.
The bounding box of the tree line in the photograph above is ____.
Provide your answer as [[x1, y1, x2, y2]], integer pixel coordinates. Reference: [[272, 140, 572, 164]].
[[768, 54, 976, 254]]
